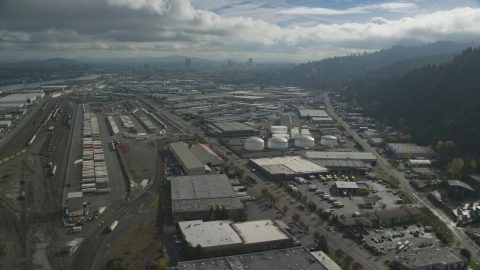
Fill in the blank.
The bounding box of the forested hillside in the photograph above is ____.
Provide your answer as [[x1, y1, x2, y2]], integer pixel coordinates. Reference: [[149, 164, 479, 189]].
[[289, 41, 473, 89], [350, 47, 480, 157]]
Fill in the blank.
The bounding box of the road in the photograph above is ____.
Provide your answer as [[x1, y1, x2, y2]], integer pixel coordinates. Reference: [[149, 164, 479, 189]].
[[323, 92, 480, 258]]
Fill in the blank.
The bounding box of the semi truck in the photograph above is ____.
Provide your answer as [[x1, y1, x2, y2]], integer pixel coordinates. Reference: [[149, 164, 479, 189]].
[[74, 159, 83, 165], [238, 196, 255, 202], [95, 206, 106, 216], [69, 226, 82, 233], [108, 220, 118, 232], [51, 165, 57, 176]]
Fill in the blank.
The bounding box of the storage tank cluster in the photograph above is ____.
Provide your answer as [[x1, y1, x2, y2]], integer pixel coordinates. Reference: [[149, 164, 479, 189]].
[[81, 112, 111, 194], [245, 137, 264, 151], [290, 128, 300, 139], [320, 135, 337, 146], [295, 135, 315, 148], [268, 136, 288, 149]]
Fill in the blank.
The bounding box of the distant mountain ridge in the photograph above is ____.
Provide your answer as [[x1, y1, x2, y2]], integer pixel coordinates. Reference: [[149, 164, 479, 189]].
[[351, 47, 480, 156], [2, 58, 83, 68], [289, 41, 477, 88]]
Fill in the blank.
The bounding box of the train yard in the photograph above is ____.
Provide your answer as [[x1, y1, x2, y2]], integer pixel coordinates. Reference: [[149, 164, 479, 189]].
[[0, 93, 179, 270]]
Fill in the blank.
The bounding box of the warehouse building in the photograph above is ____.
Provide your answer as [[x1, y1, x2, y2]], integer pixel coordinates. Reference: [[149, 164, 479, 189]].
[[362, 207, 421, 226], [178, 248, 341, 270], [207, 122, 259, 137], [0, 120, 12, 128], [302, 151, 377, 166], [170, 175, 243, 221], [178, 219, 294, 257], [392, 248, 468, 270], [190, 144, 223, 167], [332, 181, 359, 195], [406, 159, 431, 167], [298, 109, 329, 118], [311, 159, 372, 173], [170, 142, 205, 175], [386, 143, 437, 159], [249, 156, 327, 180], [279, 114, 300, 129], [66, 192, 86, 217]]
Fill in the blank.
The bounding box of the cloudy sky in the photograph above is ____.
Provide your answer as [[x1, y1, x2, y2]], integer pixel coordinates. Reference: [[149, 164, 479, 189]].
[[0, 0, 479, 62]]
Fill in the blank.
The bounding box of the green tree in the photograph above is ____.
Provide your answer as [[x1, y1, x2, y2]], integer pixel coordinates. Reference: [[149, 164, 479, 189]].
[[157, 259, 167, 270], [352, 261, 364, 270], [405, 152, 411, 160], [343, 255, 354, 268], [447, 158, 464, 179], [469, 159, 477, 173], [398, 118, 405, 128], [292, 213, 300, 222], [334, 248, 345, 260], [282, 205, 289, 213]]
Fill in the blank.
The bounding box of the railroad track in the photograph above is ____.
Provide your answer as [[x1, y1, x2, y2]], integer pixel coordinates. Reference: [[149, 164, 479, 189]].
[[71, 193, 151, 270], [136, 99, 182, 133]]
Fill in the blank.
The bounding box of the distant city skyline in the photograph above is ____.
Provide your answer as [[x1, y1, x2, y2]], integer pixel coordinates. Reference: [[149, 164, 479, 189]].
[[0, 0, 479, 62]]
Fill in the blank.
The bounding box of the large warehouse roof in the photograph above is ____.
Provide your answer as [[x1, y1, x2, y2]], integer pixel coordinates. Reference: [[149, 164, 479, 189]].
[[178, 248, 339, 270], [190, 144, 223, 166], [0, 93, 37, 104], [299, 109, 328, 118], [170, 142, 204, 171], [170, 174, 237, 200], [179, 220, 243, 248], [210, 122, 256, 132], [302, 151, 377, 161], [232, 220, 291, 244], [447, 180, 474, 192], [251, 156, 327, 175], [279, 114, 300, 126], [172, 198, 243, 214]]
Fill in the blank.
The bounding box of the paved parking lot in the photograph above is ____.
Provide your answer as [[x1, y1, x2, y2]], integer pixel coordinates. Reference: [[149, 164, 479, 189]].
[[293, 178, 404, 218], [365, 225, 441, 258]]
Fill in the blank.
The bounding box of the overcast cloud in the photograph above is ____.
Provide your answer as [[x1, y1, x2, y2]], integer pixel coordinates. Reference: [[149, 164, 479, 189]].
[[0, 0, 479, 62]]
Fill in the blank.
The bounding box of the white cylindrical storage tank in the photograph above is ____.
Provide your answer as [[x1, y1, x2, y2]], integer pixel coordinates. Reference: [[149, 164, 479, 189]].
[[245, 137, 264, 151], [268, 137, 288, 149], [320, 135, 337, 146], [300, 129, 310, 135], [272, 133, 290, 140], [295, 135, 315, 148], [271, 125, 288, 134]]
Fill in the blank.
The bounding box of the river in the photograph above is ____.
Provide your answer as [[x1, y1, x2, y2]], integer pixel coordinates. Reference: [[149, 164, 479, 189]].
[[0, 74, 100, 92]]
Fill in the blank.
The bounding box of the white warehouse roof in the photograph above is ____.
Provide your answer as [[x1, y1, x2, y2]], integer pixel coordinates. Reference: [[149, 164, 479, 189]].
[[251, 156, 328, 175], [179, 220, 243, 248], [302, 151, 376, 161]]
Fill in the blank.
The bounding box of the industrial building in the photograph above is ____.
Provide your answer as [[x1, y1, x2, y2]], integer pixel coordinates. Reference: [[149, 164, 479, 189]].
[[386, 143, 437, 159], [66, 192, 86, 217], [298, 109, 328, 118], [170, 175, 244, 221], [302, 151, 377, 166], [332, 181, 360, 195], [0, 120, 12, 128], [170, 142, 205, 175], [207, 122, 259, 137], [178, 219, 293, 257], [392, 248, 468, 270], [279, 114, 300, 128], [249, 156, 328, 180], [178, 248, 341, 270], [311, 159, 372, 173], [0, 93, 44, 112], [362, 207, 421, 226], [190, 144, 223, 167], [368, 137, 384, 146], [406, 159, 431, 167]]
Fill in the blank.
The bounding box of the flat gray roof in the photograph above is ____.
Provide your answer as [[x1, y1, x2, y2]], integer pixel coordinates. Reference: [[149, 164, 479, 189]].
[[312, 159, 369, 169], [178, 247, 336, 270], [179, 220, 243, 248], [171, 174, 237, 200], [232, 220, 291, 244], [302, 151, 377, 161], [210, 122, 257, 132], [280, 114, 300, 125], [172, 197, 243, 213], [170, 142, 204, 170], [299, 109, 328, 118], [334, 181, 359, 189], [447, 180, 475, 192], [395, 248, 467, 268], [251, 156, 328, 175]]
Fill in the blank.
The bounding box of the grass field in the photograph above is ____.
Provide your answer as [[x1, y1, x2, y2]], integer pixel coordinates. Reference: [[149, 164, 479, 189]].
[[110, 218, 158, 269]]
